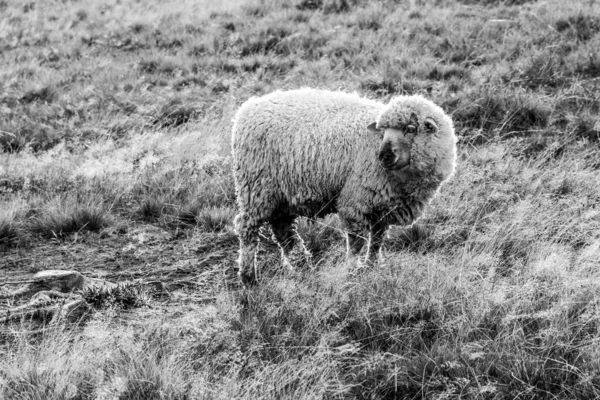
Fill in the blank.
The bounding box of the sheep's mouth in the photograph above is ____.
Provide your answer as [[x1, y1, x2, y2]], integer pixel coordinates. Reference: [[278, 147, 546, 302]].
[[378, 145, 411, 171], [380, 157, 410, 170]]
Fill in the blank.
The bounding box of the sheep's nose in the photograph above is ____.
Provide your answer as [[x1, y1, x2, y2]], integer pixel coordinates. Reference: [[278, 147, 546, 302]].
[[379, 151, 394, 163], [378, 146, 397, 168]]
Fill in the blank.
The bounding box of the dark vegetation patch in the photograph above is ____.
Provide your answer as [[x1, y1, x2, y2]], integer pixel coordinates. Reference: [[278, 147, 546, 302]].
[[386, 224, 436, 253], [135, 198, 166, 222], [22, 2, 35, 13], [0, 117, 62, 153], [75, 9, 88, 21], [296, 0, 322, 10], [20, 86, 57, 104], [575, 53, 600, 78], [188, 42, 209, 57], [173, 76, 206, 90], [211, 81, 229, 94], [427, 64, 468, 81], [0, 217, 23, 248], [156, 37, 185, 51], [457, 0, 537, 5], [569, 113, 600, 142], [296, 0, 357, 13], [153, 98, 200, 127], [177, 205, 234, 232], [138, 57, 187, 75], [555, 14, 600, 42], [82, 282, 151, 309], [352, 7, 383, 30]]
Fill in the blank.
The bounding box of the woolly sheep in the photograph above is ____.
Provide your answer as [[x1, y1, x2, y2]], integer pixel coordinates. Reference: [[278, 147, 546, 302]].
[[231, 88, 456, 285]]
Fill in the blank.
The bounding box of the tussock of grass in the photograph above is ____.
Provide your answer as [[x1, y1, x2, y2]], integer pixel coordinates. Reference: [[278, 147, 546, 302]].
[[82, 282, 151, 309], [178, 205, 235, 232], [19, 85, 57, 104], [173, 75, 206, 90], [386, 223, 435, 253], [30, 203, 110, 238], [0, 207, 24, 248], [135, 197, 166, 222], [570, 113, 600, 142], [138, 56, 187, 76], [130, 156, 235, 227], [0, 221, 20, 248], [0, 118, 61, 153], [153, 97, 200, 127], [555, 14, 600, 42]]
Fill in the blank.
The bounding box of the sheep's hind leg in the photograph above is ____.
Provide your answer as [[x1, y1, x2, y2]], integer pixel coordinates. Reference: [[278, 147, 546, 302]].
[[270, 215, 297, 271], [234, 211, 263, 286], [270, 215, 312, 271], [346, 231, 368, 257]]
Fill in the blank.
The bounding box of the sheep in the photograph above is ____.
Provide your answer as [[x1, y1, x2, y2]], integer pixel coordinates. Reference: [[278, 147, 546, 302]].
[[231, 88, 456, 285]]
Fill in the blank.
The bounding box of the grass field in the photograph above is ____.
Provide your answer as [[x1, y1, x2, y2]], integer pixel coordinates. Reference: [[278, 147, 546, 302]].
[[1, 0, 600, 398]]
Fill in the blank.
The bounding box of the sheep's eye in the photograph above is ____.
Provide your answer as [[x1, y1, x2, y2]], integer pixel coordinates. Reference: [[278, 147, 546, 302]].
[[407, 125, 416, 134]]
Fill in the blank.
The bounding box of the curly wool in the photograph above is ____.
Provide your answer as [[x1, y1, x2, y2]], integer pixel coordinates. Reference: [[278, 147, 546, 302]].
[[232, 89, 384, 221]]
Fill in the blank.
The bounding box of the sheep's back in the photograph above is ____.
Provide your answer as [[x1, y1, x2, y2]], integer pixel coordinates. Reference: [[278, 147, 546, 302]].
[[232, 89, 383, 216]]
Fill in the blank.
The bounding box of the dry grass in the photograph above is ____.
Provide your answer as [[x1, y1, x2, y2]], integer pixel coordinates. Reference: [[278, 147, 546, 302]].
[[2, 0, 600, 397]]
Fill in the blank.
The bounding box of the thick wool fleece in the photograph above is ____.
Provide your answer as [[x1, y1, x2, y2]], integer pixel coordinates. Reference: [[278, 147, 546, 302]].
[[231, 88, 456, 284]]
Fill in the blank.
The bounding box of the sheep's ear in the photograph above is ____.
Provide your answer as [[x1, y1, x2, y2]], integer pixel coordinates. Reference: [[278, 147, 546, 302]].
[[424, 118, 438, 134], [367, 122, 381, 133]]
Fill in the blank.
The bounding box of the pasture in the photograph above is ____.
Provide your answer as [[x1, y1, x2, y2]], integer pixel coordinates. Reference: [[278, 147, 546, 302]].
[[1, 0, 600, 398]]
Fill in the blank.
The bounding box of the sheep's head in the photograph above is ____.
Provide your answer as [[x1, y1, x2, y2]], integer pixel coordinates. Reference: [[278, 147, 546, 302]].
[[368, 95, 457, 183]]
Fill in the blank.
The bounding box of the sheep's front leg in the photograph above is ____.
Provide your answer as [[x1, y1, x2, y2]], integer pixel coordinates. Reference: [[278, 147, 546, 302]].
[[366, 223, 387, 264], [346, 231, 368, 256], [339, 209, 370, 260]]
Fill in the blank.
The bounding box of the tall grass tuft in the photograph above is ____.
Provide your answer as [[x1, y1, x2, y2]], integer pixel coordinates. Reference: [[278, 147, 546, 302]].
[[30, 203, 110, 238], [0, 206, 24, 248]]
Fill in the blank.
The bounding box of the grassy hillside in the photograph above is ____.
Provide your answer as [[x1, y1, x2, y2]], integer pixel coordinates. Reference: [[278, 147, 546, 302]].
[[1, 0, 600, 398]]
